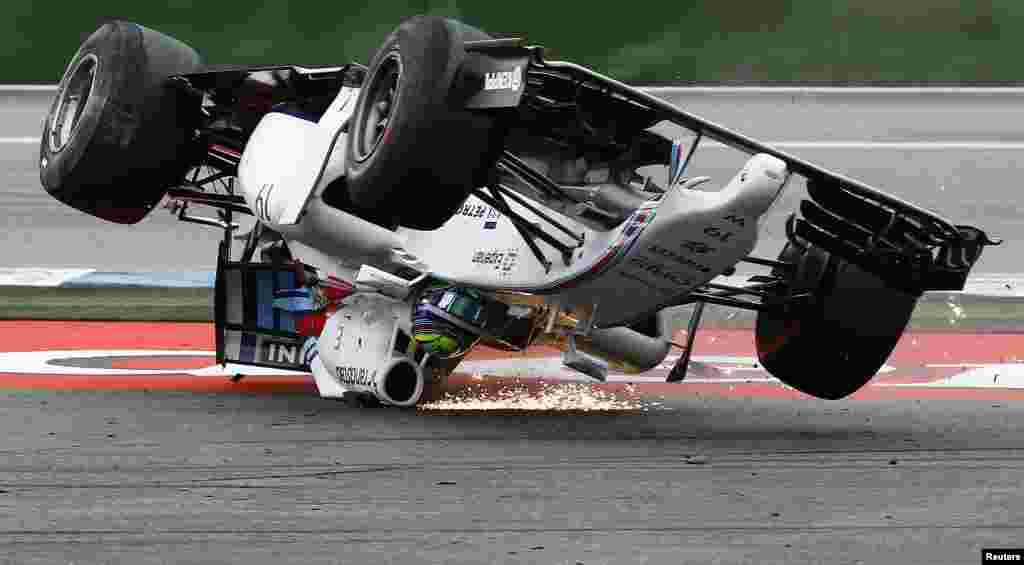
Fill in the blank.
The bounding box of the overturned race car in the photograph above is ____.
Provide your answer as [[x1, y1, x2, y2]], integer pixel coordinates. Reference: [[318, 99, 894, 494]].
[[39, 17, 999, 406]]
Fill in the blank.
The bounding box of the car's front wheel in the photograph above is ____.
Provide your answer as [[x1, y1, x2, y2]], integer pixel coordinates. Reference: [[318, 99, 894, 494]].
[[345, 16, 505, 230], [755, 243, 920, 399]]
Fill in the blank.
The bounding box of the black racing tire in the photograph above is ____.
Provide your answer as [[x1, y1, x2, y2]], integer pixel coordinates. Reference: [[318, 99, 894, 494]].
[[755, 243, 920, 400], [39, 21, 202, 224], [345, 16, 504, 230]]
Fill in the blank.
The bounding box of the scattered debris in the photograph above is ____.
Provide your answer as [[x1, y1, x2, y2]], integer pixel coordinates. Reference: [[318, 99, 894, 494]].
[[945, 296, 965, 325]]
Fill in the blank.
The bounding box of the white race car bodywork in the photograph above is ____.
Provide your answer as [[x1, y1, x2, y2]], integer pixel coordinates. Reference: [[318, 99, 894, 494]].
[[38, 22, 995, 405], [235, 87, 790, 403]]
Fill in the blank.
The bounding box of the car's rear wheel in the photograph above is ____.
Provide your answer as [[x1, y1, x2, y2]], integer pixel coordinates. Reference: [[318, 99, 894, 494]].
[[39, 21, 202, 224], [345, 16, 505, 230], [755, 243, 920, 399]]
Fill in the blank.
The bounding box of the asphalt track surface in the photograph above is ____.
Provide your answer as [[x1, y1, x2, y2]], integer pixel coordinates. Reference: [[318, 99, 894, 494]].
[[2, 88, 1023, 272], [2, 322, 1024, 564]]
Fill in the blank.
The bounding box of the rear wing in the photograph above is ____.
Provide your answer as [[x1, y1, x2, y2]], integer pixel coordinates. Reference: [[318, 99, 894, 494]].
[[214, 248, 314, 372]]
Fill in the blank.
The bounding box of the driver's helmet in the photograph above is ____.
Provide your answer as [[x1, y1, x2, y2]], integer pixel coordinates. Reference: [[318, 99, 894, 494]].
[[413, 285, 487, 356]]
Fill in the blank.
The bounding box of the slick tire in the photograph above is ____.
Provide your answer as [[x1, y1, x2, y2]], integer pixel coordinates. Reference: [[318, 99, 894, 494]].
[[755, 243, 920, 400], [39, 21, 202, 224], [345, 16, 504, 230]]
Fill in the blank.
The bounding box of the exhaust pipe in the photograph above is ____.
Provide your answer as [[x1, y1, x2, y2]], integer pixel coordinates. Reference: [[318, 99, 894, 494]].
[[374, 357, 425, 407], [584, 326, 671, 372], [548, 310, 672, 375]]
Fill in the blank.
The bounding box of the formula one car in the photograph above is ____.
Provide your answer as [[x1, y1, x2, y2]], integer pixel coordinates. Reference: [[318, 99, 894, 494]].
[[39, 18, 998, 405]]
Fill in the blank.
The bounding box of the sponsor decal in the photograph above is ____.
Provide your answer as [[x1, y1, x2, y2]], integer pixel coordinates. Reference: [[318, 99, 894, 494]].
[[263, 340, 301, 365], [647, 244, 713, 273], [624, 255, 695, 288], [534, 203, 658, 293], [484, 66, 522, 91], [472, 250, 505, 265], [721, 214, 747, 227], [335, 365, 375, 388], [616, 270, 676, 295], [471, 248, 519, 278], [679, 240, 714, 255], [458, 203, 501, 229], [702, 226, 735, 243]]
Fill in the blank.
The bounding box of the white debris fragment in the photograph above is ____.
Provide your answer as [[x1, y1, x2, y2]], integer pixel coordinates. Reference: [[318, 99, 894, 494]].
[[945, 296, 966, 325]]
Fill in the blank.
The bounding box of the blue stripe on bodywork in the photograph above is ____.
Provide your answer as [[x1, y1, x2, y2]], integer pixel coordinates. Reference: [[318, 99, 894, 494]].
[[240, 333, 258, 363], [255, 271, 274, 330], [275, 270, 297, 332]]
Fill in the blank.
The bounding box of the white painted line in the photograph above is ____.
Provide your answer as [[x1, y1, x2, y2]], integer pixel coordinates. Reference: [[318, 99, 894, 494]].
[[0, 268, 94, 287], [879, 363, 1024, 389], [641, 86, 1024, 95], [702, 140, 1024, 150], [0, 84, 57, 92], [5, 136, 1022, 151], [0, 349, 309, 377], [772, 141, 1024, 150], [8, 84, 1024, 95]]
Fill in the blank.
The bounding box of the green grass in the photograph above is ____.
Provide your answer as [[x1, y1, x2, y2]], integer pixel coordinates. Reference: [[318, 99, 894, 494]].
[[0, 287, 212, 322], [7, 0, 1024, 84], [2, 286, 1021, 333]]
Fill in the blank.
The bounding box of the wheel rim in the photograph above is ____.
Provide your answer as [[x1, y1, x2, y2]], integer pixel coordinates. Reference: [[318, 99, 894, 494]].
[[353, 51, 402, 163], [48, 54, 98, 153]]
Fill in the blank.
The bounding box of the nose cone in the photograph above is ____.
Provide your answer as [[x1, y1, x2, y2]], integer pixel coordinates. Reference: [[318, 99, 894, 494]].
[[725, 153, 789, 218]]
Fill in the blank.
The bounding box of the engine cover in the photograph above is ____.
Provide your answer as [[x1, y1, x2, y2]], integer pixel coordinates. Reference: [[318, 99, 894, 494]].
[[310, 292, 425, 406]]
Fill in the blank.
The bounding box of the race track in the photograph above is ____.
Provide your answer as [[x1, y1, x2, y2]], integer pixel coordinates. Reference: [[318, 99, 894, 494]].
[[1, 322, 1024, 564], [3, 88, 1024, 564]]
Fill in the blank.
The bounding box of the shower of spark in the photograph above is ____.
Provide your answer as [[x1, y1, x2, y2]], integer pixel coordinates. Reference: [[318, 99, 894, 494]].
[[418, 379, 647, 412]]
